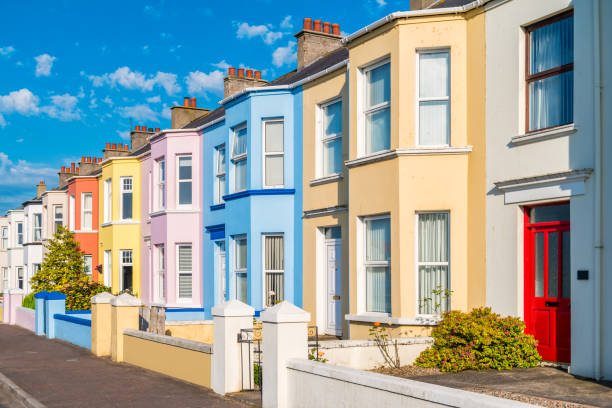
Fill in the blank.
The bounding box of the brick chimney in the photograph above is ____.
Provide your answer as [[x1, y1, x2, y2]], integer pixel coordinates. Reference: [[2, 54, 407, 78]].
[[223, 67, 267, 99], [295, 18, 343, 71], [58, 164, 77, 188], [103, 142, 131, 160], [170, 96, 211, 129], [130, 125, 154, 152], [36, 181, 46, 198], [78, 156, 102, 176]]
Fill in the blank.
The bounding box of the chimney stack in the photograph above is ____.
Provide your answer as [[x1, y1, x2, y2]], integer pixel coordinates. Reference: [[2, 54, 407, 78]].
[[223, 66, 267, 99], [78, 155, 102, 176], [103, 141, 131, 160], [36, 181, 46, 198], [295, 18, 343, 70], [58, 164, 77, 188], [170, 95, 211, 129]]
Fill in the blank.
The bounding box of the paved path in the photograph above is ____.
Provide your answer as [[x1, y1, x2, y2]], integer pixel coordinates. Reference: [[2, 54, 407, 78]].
[[0, 324, 247, 408]]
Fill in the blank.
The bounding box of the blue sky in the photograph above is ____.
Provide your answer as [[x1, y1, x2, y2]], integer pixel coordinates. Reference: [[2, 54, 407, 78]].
[[0, 0, 406, 213]]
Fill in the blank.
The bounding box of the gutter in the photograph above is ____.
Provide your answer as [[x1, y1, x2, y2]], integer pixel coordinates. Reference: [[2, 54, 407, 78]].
[[341, 0, 491, 44], [148, 115, 225, 142]]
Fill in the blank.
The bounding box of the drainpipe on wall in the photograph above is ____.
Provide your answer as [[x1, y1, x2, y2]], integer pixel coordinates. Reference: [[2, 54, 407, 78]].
[[592, 0, 603, 381]]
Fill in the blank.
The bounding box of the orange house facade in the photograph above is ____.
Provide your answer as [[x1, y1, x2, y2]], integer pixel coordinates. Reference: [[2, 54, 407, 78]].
[[67, 160, 101, 282]]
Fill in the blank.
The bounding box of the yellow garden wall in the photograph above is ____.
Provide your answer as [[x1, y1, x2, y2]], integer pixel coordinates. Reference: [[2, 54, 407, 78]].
[[165, 321, 214, 344]]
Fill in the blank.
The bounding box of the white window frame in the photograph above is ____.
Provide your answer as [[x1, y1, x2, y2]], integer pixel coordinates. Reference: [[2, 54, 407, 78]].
[[358, 57, 391, 157], [33, 213, 42, 242], [81, 193, 93, 231], [176, 244, 193, 302], [317, 98, 343, 178], [231, 124, 248, 193], [53, 205, 63, 234], [215, 145, 226, 204], [177, 154, 193, 207], [234, 235, 248, 303], [414, 211, 451, 317], [69, 195, 76, 231], [1, 226, 8, 249], [262, 234, 284, 307], [120, 177, 133, 220], [104, 178, 112, 223], [357, 214, 391, 316], [415, 49, 451, 147], [17, 267, 24, 290], [103, 250, 112, 287], [216, 240, 226, 303], [262, 119, 285, 189], [119, 249, 133, 291], [155, 244, 165, 303], [2, 267, 8, 291], [16, 222, 23, 245], [156, 158, 166, 211], [83, 255, 93, 276]]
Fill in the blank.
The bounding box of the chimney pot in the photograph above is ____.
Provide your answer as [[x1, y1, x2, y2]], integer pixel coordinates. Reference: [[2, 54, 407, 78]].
[[98, 158, 102, 163], [228, 67, 236, 76], [124, 145, 129, 151], [87, 157, 91, 163], [254, 70, 262, 80], [112, 143, 117, 150], [323, 22, 331, 34], [237, 68, 245, 77], [61, 166, 66, 172], [155, 127, 160, 132], [81, 156, 86, 162], [313, 20, 322, 31], [303, 18, 312, 30], [332, 23, 340, 35], [135, 125, 140, 131], [190, 97, 196, 107], [76, 167, 80, 174], [246, 69, 253, 79], [71, 163, 76, 173], [183, 97, 189, 107], [106, 142, 111, 149]]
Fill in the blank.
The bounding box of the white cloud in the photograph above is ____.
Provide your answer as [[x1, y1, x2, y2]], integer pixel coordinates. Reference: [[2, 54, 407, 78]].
[[272, 41, 297, 67], [236, 22, 283, 45], [212, 60, 231, 70], [41, 94, 81, 121], [116, 104, 159, 122], [280, 15, 293, 29], [0, 89, 84, 124], [89, 98, 98, 108], [146, 95, 161, 103], [34, 54, 56, 77], [161, 104, 171, 119], [16, 138, 24, 143], [376, 0, 386, 5], [77, 86, 85, 98], [102, 96, 114, 107], [0, 46, 15, 57], [0, 89, 40, 115], [185, 70, 224, 96], [116, 130, 130, 140], [87, 67, 181, 96], [0, 115, 5, 128], [0, 152, 57, 187]]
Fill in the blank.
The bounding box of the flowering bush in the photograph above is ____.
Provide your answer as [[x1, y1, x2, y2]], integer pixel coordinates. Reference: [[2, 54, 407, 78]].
[[61, 277, 111, 310], [370, 321, 401, 368], [415, 307, 541, 372]]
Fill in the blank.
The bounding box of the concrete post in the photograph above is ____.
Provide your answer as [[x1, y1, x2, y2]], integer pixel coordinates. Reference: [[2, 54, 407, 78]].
[[6, 289, 25, 325], [45, 292, 66, 339], [261, 301, 310, 408], [34, 291, 49, 335], [211, 299, 254, 395], [110, 293, 142, 362], [91, 292, 115, 356]]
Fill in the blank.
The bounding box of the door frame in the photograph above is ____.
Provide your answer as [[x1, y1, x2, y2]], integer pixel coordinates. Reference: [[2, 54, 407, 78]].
[[325, 238, 342, 336]]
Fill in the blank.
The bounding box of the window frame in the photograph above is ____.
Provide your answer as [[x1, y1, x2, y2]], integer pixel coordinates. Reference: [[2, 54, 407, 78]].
[[176, 244, 193, 302], [155, 244, 165, 303], [359, 58, 391, 157], [104, 178, 112, 223], [119, 249, 133, 291], [17, 266, 24, 289], [361, 214, 392, 315], [231, 124, 248, 192], [156, 158, 166, 211], [215, 145, 226, 204], [525, 9, 574, 133], [317, 98, 343, 178], [81, 192, 93, 231], [33, 213, 42, 242], [234, 235, 248, 303], [1, 226, 8, 249], [53, 205, 63, 234], [415, 49, 451, 147], [103, 250, 112, 287], [16, 222, 23, 245], [69, 195, 76, 231], [176, 154, 193, 207], [262, 119, 285, 189], [83, 254, 93, 276], [415, 211, 451, 316], [120, 176, 133, 220], [262, 234, 285, 307]]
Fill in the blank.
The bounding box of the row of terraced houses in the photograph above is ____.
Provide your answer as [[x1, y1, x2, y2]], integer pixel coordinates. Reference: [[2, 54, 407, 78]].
[[1, 0, 611, 380]]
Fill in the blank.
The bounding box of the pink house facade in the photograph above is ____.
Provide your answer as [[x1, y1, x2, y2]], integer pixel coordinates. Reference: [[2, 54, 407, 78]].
[[143, 128, 203, 308]]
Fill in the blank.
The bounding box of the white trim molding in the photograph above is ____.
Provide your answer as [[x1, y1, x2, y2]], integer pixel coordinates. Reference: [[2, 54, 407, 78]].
[[303, 206, 347, 219], [511, 123, 576, 146], [310, 174, 343, 187], [345, 146, 472, 168], [494, 169, 593, 205], [345, 314, 441, 326]]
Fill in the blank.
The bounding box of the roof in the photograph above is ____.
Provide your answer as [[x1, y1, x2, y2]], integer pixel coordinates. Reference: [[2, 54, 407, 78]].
[[22, 197, 42, 206], [182, 106, 225, 129], [269, 47, 348, 86], [130, 143, 151, 157], [429, 0, 475, 8]]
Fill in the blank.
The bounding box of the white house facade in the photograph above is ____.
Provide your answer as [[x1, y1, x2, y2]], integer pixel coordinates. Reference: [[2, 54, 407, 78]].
[[22, 197, 43, 295]]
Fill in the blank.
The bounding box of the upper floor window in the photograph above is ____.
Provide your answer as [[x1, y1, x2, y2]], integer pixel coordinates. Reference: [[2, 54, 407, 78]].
[[120, 177, 133, 220], [156, 158, 166, 210], [417, 51, 450, 146], [1, 227, 7, 249], [104, 179, 112, 223], [319, 100, 342, 177], [16, 222, 23, 245], [526, 11, 573, 132], [81, 193, 93, 231], [232, 125, 247, 192], [177, 244, 193, 300], [215, 145, 226, 204], [69, 195, 76, 231], [363, 60, 390, 155], [53, 205, 63, 234], [177, 155, 192, 206], [263, 120, 284, 188], [33, 213, 42, 241]]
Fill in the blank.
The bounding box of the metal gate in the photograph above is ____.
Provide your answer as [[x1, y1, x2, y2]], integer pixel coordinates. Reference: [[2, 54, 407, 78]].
[[237, 326, 262, 393]]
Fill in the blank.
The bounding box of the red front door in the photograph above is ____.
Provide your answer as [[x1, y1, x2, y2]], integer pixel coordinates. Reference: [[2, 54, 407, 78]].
[[524, 203, 571, 363]]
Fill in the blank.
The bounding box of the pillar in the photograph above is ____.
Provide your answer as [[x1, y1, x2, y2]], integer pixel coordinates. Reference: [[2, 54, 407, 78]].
[[110, 293, 142, 362], [34, 291, 49, 335], [91, 292, 115, 356], [45, 292, 66, 339]]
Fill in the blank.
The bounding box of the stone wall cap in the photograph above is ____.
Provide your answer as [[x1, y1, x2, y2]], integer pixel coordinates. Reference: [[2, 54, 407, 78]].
[[261, 301, 310, 323], [212, 299, 254, 317], [110, 293, 142, 306], [91, 292, 115, 304], [33, 290, 48, 298]]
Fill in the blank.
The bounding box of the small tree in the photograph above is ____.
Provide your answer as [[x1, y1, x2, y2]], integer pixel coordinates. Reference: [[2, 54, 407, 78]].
[[31, 226, 86, 292]]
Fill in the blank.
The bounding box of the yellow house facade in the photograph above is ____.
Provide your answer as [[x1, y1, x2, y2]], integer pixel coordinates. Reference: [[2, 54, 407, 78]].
[[343, 7, 487, 338], [98, 156, 142, 296]]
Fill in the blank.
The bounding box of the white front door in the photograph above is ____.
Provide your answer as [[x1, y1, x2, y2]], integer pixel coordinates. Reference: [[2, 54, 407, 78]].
[[326, 240, 342, 336]]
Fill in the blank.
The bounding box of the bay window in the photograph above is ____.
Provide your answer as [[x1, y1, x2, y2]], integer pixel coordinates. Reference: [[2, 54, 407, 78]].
[[53, 205, 63, 234], [363, 216, 391, 314], [263, 120, 284, 188], [177, 155, 192, 206], [232, 125, 247, 192], [33, 213, 42, 241], [156, 158, 166, 210], [417, 50, 450, 146], [363, 61, 390, 155], [215, 145, 226, 203], [526, 11, 573, 132], [417, 212, 450, 315], [264, 235, 284, 306], [177, 244, 193, 300], [319, 100, 342, 176], [235, 235, 247, 303], [81, 193, 92, 231], [120, 177, 133, 220]]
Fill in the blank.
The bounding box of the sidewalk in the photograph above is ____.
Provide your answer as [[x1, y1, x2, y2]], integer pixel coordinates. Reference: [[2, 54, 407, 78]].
[[0, 324, 247, 408]]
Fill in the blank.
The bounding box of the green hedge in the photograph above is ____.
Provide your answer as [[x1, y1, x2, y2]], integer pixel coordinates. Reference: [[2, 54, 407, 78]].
[[22, 293, 36, 310]]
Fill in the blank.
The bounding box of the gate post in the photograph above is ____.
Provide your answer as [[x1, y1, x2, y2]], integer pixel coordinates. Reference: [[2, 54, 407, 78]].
[[91, 292, 115, 356], [110, 293, 142, 362], [34, 291, 48, 335], [261, 301, 310, 408], [211, 299, 254, 395], [45, 292, 66, 339]]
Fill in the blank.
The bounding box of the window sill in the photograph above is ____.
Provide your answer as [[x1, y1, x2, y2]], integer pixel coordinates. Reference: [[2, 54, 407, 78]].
[[101, 220, 140, 227], [310, 174, 343, 186], [73, 230, 98, 233], [511, 123, 576, 146], [210, 203, 225, 211], [345, 314, 441, 326], [346, 147, 472, 168]]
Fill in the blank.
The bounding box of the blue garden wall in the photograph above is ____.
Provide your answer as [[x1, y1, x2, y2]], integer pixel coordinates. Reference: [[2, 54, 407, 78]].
[[54, 314, 91, 350], [34, 291, 91, 350]]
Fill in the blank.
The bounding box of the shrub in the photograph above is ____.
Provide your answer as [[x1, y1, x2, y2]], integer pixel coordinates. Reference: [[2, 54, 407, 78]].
[[61, 278, 111, 311], [415, 307, 541, 372], [22, 293, 36, 310]]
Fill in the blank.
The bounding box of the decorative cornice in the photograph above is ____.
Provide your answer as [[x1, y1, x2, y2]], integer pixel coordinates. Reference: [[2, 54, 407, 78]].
[[303, 205, 347, 219], [210, 203, 225, 211], [345, 146, 472, 168], [309, 174, 343, 187], [511, 123, 576, 146], [494, 169, 593, 191], [222, 188, 295, 202]]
